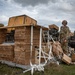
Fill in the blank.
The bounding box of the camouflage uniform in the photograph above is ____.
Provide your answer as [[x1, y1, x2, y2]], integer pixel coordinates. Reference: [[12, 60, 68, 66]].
[[60, 25, 70, 54]]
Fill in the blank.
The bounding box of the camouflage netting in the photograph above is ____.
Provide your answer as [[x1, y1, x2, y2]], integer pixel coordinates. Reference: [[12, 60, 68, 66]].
[[0, 23, 4, 27]]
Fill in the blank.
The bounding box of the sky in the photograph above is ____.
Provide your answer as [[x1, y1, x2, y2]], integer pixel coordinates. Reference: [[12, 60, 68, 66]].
[[0, 0, 75, 32]]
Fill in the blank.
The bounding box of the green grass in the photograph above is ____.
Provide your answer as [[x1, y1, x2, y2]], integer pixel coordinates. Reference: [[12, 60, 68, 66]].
[[0, 62, 75, 75]]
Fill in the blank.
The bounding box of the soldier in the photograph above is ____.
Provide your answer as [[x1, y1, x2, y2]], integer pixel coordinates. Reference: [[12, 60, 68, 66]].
[[60, 20, 71, 55]]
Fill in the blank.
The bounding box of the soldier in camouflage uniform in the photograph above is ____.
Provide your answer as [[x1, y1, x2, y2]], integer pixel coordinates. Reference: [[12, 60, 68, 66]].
[[60, 20, 71, 55]]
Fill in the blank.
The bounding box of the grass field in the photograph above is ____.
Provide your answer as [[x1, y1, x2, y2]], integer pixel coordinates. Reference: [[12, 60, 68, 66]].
[[0, 62, 75, 75]]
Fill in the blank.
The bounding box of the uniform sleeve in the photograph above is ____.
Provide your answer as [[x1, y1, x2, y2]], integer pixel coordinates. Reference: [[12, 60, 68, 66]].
[[68, 27, 71, 33], [67, 26, 71, 37], [60, 26, 64, 34], [59, 26, 64, 42]]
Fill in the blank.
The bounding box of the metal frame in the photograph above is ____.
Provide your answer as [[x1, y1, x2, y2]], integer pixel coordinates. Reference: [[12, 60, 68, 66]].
[[30, 25, 33, 65], [39, 27, 42, 65], [23, 26, 56, 75]]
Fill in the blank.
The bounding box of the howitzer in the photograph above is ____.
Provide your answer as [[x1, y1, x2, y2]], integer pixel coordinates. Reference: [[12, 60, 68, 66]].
[[68, 31, 75, 52], [49, 24, 59, 41], [43, 25, 59, 42], [49, 28, 59, 41]]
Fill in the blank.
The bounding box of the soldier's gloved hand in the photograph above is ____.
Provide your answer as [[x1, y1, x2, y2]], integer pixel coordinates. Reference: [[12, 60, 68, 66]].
[[64, 40, 67, 42]]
